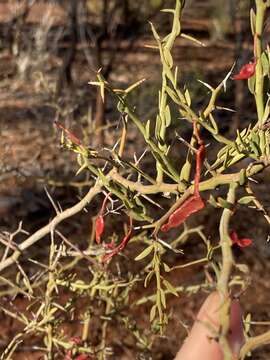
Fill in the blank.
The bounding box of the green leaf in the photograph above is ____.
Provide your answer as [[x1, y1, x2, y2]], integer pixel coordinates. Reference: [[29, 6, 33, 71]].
[[238, 196, 255, 205], [217, 197, 233, 209], [222, 147, 230, 169], [145, 119, 151, 140], [226, 153, 245, 167], [149, 21, 160, 42], [163, 47, 173, 68], [174, 66, 178, 86], [160, 289, 166, 309], [150, 305, 157, 322], [144, 271, 154, 287], [135, 245, 154, 261], [261, 52, 269, 77], [244, 313, 252, 333], [248, 75, 256, 94], [250, 140, 261, 157], [163, 279, 179, 297], [180, 161, 191, 182], [166, 86, 181, 105], [155, 114, 162, 139], [164, 105, 171, 127], [163, 263, 171, 272], [184, 88, 191, 106], [208, 195, 219, 208], [239, 168, 246, 186], [250, 9, 256, 36], [262, 96, 270, 123], [251, 131, 260, 146]]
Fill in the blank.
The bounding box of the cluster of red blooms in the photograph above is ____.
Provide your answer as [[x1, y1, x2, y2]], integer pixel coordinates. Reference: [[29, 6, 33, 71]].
[[95, 193, 133, 262]]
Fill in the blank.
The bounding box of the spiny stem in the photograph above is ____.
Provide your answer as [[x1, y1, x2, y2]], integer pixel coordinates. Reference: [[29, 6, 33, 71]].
[[218, 182, 238, 360], [255, 0, 267, 125]]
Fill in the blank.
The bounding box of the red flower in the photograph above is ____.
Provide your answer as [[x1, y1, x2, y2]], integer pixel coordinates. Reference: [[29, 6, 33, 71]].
[[64, 352, 90, 360], [232, 61, 256, 80], [161, 123, 205, 232], [161, 195, 204, 232], [69, 337, 83, 345], [95, 193, 111, 244], [54, 121, 83, 146], [63, 337, 93, 360], [95, 215, 105, 244], [74, 355, 90, 360], [230, 231, 252, 248], [102, 217, 133, 263]]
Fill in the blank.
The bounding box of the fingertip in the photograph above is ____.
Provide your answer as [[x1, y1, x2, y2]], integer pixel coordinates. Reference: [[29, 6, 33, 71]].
[[229, 299, 245, 356], [175, 292, 223, 360], [174, 292, 244, 360]]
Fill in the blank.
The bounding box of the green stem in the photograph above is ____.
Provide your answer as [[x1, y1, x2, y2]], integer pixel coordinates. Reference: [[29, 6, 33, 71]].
[[126, 109, 180, 181], [156, 71, 168, 183], [255, 0, 267, 125], [165, 0, 181, 51], [217, 182, 237, 360]]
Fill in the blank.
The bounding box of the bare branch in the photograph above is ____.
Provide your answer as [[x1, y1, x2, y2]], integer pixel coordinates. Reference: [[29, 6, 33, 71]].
[[0, 184, 102, 273]]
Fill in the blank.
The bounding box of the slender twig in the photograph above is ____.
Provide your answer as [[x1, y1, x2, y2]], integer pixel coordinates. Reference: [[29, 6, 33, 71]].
[[246, 183, 270, 225], [0, 183, 102, 273]]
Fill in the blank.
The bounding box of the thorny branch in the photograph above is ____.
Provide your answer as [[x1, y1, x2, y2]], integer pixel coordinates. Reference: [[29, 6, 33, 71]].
[[217, 183, 237, 360], [0, 183, 102, 273]]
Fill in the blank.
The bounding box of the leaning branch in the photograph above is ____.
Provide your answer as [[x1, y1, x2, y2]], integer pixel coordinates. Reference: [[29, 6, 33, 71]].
[[0, 183, 102, 273], [240, 330, 270, 359]]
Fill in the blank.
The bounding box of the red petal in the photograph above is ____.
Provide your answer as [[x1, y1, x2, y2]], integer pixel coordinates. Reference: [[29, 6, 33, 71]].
[[54, 121, 82, 146], [70, 336, 82, 345], [232, 62, 256, 80], [63, 351, 72, 360], [74, 355, 89, 360], [161, 195, 205, 232], [230, 231, 252, 248], [102, 218, 133, 263], [237, 238, 253, 248], [95, 215, 104, 244], [230, 231, 239, 243]]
